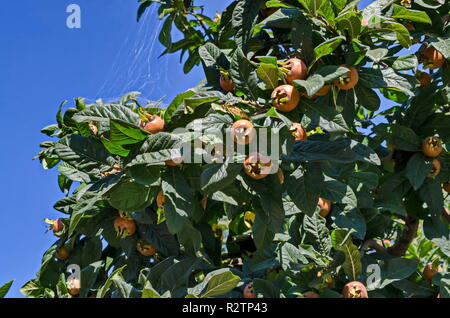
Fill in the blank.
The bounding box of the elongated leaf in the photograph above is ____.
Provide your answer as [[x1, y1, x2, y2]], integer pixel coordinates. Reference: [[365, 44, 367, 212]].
[[331, 229, 362, 281]]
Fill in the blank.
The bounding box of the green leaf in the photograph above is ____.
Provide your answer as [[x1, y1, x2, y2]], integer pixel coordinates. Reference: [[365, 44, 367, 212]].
[[303, 213, 331, 256], [73, 104, 140, 126], [331, 229, 362, 281], [253, 279, 280, 298], [198, 269, 240, 298], [55, 135, 116, 176], [381, 22, 412, 49], [315, 65, 350, 82], [256, 63, 279, 90], [142, 281, 161, 298], [96, 266, 127, 298], [230, 48, 260, 100], [431, 38, 450, 60], [359, 67, 415, 95], [384, 54, 418, 70], [334, 208, 367, 240], [302, 98, 349, 132], [354, 84, 381, 111], [161, 170, 195, 234], [301, 0, 324, 15], [386, 124, 421, 152], [376, 258, 419, 289], [107, 181, 157, 212], [252, 214, 276, 250], [313, 36, 346, 62], [366, 48, 389, 62], [405, 153, 433, 190], [283, 139, 380, 165], [292, 74, 325, 97], [391, 5, 432, 24], [0, 280, 13, 298], [285, 164, 323, 216], [200, 159, 243, 194], [322, 176, 357, 208]]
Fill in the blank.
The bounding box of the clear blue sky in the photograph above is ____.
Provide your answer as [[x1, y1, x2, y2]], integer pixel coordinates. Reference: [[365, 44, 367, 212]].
[[0, 0, 375, 297]]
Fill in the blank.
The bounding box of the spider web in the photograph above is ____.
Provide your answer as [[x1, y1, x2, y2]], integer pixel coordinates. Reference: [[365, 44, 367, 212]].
[[89, 6, 170, 105]]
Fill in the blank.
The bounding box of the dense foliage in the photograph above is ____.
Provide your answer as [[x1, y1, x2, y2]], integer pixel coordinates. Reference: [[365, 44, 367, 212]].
[[24, 0, 450, 298]]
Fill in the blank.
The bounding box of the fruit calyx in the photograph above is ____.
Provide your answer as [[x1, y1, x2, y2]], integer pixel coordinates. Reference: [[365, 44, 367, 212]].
[[139, 111, 165, 134], [333, 66, 359, 90], [271, 85, 300, 112], [243, 282, 256, 298], [342, 281, 368, 298], [231, 119, 256, 145], [219, 70, 234, 92], [422, 136, 442, 157], [45, 218, 65, 236], [136, 238, 157, 256], [279, 58, 307, 84], [114, 217, 137, 238], [290, 123, 307, 141], [243, 152, 273, 180]]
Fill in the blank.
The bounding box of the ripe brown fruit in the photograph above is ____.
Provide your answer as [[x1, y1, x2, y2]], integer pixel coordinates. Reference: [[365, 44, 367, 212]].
[[277, 168, 284, 184], [243, 282, 256, 298], [422, 136, 442, 157], [271, 85, 300, 112], [53, 218, 64, 233], [342, 281, 368, 298], [427, 159, 441, 178], [243, 152, 273, 180], [422, 47, 445, 69], [114, 217, 136, 238], [56, 246, 69, 261], [405, 23, 415, 31], [285, 58, 308, 84], [142, 115, 165, 134], [303, 291, 320, 298], [201, 196, 208, 210], [417, 72, 432, 88], [220, 75, 234, 92], [333, 66, 359, 90], [156, 190, 165, 210], [423, 263, 443, 282], [68, 278, 81, 296], [290, 123, 307, 141], [165, 159, 182, 166], [318, 198, 332, 218], [136, 238, 157, 257], [231, 119, 256, 145]]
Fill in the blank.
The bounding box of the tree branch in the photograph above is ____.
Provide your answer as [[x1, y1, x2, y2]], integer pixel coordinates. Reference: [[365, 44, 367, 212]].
[[387, 216, 419, 257]]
